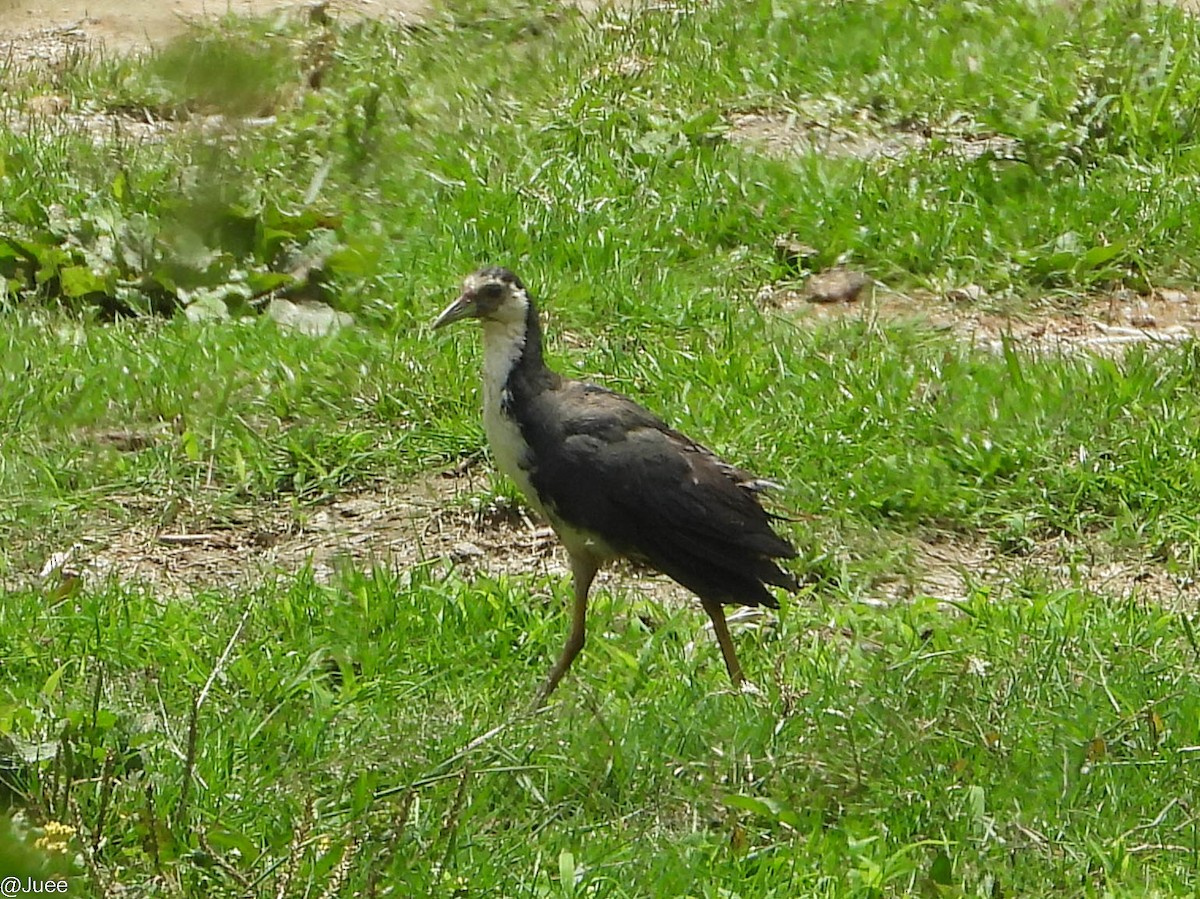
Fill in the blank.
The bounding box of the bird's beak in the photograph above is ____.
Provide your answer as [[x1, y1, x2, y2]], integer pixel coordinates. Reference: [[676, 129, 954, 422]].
[[431, 292, 476, 330]]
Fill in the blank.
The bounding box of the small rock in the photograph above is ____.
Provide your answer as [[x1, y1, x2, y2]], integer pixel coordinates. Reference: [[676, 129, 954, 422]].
[[183, 292, 231, 322], [1156, 288, 1190, 304], [450, 541, 485, 562], [805, 268, 871, 304], [946, 284, 987, 304], [1130, 311, 1157, 329], [268, 298, 354, 337], [309, 510, 336, 531]]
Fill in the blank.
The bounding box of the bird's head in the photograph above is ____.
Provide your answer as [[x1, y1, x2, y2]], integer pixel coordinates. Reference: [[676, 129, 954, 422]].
[[432, 266, 529, 330]]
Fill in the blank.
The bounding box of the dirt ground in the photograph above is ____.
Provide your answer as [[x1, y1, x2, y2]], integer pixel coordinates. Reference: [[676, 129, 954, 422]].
[[759, 282, 1200, 355], [0, 0, 429, 51], [32, 461, 1200, 615]]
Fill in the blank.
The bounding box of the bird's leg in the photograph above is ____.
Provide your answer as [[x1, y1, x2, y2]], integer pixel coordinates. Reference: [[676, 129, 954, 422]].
[[700, 600, 745, 688], [530, 553, 598, 709]]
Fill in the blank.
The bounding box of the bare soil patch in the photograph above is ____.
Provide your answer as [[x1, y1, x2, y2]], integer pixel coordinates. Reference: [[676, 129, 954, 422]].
[[728, 108, 1019, 163], [28, 468, 699, 615], [879, 533, 1199, 611], [762, 281, 1200, 354], [738, 106, 1200, 354], [2, 1, 432, 143], [0, 0, 429, 55], [34, 470, 537, 594], [26, 463, 1199, 621]]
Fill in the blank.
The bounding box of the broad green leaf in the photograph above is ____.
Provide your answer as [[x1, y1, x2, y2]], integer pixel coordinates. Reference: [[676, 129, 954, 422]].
[[1078, 242, 1125, 271], [40, 663, 69, 697], [930, 850, 953, 886], [59, 265, 108, 298]]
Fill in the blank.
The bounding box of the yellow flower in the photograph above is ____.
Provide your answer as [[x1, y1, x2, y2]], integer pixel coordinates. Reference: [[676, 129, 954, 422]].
[[34, 821, 76, 854], [43, 821, 76, 838]]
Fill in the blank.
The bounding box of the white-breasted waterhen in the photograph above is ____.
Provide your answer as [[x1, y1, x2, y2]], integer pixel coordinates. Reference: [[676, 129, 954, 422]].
[[433, 267, 798, 705]]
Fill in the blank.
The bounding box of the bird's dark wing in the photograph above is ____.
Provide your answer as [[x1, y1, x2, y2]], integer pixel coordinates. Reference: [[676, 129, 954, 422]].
[[522, 382, 798, 608]]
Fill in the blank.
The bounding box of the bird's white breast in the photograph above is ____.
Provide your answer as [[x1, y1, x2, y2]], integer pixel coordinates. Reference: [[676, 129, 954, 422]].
[[480, 317, 545, 516], [483, 386, 543, 507], [478, 317, 615, 562]]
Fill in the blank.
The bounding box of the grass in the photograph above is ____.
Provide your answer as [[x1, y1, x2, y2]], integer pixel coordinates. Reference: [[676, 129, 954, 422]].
[[3, 564, 1200, 895], [2, 0, 1200, 895]]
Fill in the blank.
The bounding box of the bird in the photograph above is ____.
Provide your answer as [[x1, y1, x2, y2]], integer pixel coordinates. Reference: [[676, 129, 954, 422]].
[[433, 266, 799, 706]]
